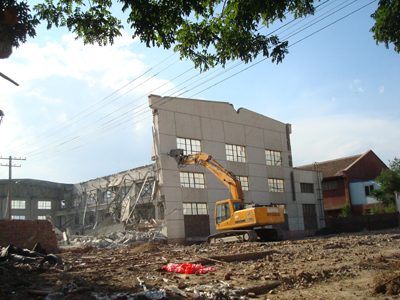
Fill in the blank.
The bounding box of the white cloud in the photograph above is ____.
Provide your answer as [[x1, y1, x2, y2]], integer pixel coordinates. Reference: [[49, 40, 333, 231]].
[[291, 113, 400, 167], [0, 30, 179, 182], [1, 31, 148, 92]]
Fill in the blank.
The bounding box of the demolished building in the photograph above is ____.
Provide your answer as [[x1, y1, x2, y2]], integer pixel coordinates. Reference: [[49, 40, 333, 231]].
[[0, 95, 325, 244], [149, 95, 325, 243]]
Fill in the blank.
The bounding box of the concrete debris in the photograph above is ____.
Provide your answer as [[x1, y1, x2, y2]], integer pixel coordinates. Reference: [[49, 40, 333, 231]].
[[2, 227, 400, 299], [62, 226, 167, 249], [91, 290, 167, 300], [0, 244, 62, 267], [189, 284, 247, 299]]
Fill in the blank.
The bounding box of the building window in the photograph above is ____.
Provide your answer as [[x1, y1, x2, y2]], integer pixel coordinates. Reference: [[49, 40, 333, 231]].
[[12, 215, 25, 220], [303, 204, 316, 214], [88, 193, 96, 204], [38, 201, 51, 210], [268, 178, 285, 193], [237, 176, 249, 191], [225, 144, 246, 162], [365, 184, 374, 196], [180, 172, 205, 188], [38, 216, 46, 220], [89, 215, 96, 224], [11, 200, 25, 209], [73, 197, 81, 207], [265, 150, 282, 166], [300, 183, 314, 193], [140, 182, 153, 197], [183, 203, 208, 215], [322, 181, 338, 191], [103, 191, 113, 203], [177, 137, 201, 155]]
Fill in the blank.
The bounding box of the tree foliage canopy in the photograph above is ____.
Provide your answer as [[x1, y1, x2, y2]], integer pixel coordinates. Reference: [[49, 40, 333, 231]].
[[370, 0, 400, 53], [0, 1, 399, 69], [372, 157, 400, 206]]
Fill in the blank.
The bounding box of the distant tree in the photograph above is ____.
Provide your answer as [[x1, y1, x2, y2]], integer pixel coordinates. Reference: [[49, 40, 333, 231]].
[[1, 1, 399, 69], [339, 199, 352, 218], [370, 0, 400, 53], [372, 157, 400, 206]]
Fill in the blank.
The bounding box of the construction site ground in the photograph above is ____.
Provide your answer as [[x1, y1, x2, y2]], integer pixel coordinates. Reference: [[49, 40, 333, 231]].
[[3, 227, 400, 299]]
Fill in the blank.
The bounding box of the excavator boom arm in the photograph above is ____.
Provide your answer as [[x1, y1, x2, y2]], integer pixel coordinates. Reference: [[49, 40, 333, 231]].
[[169, 149, 244, 201]]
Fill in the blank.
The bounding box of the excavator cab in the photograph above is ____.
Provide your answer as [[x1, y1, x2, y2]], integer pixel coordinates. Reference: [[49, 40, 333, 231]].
[[215, 199, 245, 226], [215, 201, 231, 224]]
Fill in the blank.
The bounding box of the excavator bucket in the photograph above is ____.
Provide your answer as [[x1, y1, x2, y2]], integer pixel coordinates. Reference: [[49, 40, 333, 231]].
[[169, 149, 184, 164]]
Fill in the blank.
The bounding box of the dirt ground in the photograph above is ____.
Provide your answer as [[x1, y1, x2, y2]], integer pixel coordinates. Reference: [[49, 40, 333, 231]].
[[3, 228, 400, 299]]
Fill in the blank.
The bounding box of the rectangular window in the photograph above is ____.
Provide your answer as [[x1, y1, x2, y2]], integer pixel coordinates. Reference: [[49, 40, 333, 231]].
[[12, 215, 25, 220], [73, 198, 80, 207], [103, 191, 113, 203], [365, 184, 374, 196], [38, 216, 46, 220], [225, 144, 246, 162], [265, 150, 282, 166], [89, 215, 96, 224], [180, 172, 205, 188], [237, 176, 249, 191], [177, 137, 201, 155], [183, 203, 208, 215], [268, 178, 285, 193], [88, 193, 96, 204], [38, 201, 51, 210], [303, 204, 316, 214], [322, 181, 338, 191], [300, 183, 314, 193], [11, 200, 25, 209]]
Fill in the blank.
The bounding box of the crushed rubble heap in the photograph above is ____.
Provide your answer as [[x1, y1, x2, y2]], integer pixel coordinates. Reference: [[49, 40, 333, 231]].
[[2, 228, 400, 299], [65, 228, 167, 249]]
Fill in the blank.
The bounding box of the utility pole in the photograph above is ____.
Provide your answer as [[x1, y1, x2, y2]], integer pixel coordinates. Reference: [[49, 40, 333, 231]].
[[0, 156, 26, 219]]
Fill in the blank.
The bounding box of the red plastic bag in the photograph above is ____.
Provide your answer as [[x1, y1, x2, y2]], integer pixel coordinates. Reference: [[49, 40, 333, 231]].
[[162, 263, 216, 274]]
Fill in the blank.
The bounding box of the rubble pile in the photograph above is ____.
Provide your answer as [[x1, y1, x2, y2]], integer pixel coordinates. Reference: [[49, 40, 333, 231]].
[[1, 228, 400, 299], [64, 228, 167, 249]]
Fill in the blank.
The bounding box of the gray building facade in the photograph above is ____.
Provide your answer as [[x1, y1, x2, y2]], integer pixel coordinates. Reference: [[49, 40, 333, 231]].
[[149, 95, 325, 244]]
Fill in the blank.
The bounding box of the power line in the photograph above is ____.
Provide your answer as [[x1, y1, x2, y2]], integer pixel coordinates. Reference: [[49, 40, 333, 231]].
[[4, 53, 178, 155], [15, 1, 375, 164]]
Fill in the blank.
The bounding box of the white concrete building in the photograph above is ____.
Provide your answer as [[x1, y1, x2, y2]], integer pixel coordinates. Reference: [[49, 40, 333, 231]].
[[149, 95, 324, 244], [349, 180, 380, 208]]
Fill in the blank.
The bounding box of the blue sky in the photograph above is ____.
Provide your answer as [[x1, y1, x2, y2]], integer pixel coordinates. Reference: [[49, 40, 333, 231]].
[[1, 1, 399, 183]]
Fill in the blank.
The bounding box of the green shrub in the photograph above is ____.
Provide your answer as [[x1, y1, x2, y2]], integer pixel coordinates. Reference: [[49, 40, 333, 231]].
[[339, 201, 352, 218], [370, 202, 397, 214]]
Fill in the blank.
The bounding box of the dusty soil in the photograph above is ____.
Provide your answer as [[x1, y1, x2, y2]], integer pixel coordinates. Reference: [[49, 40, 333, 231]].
[[2, 228, 400, 299]]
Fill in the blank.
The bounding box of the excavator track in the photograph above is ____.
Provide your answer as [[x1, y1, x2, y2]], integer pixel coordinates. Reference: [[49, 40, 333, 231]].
[[206, 230, 258, 244], [254, 228, 280, 242], [207, 228, 280, 244]]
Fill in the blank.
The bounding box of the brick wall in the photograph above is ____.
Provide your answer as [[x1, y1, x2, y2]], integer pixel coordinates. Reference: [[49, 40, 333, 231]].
[[0, 220, 59, 253], [325, 212, 399, 232]]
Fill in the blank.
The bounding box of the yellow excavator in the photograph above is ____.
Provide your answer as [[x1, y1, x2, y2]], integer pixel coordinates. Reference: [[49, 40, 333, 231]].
[[169, 149, 285, 243]]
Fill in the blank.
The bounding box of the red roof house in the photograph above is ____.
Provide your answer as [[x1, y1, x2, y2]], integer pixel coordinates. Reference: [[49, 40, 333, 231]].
[[296, 150, 388, 217]]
